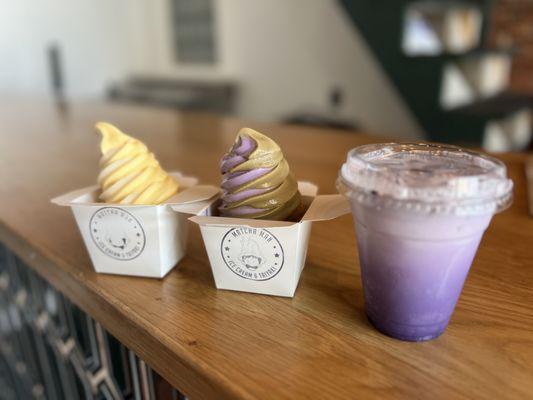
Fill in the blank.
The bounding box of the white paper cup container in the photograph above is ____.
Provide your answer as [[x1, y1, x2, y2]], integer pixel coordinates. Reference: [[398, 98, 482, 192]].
[[190, 182, 350, 297], [52, 173, 219, 278]]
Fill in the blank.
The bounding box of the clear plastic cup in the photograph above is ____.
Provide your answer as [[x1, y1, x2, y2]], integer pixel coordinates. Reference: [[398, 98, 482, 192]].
[[337, 143, 513, 341]]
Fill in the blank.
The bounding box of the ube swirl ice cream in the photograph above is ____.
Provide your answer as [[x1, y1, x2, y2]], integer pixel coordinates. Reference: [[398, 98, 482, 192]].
[[338, 143, 513, 341], [219, 128, 300, 220]]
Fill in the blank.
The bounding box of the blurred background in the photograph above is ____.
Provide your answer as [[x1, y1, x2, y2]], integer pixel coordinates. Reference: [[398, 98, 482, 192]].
[[1, 0, 532, 151], [1, 2, 532, 399]]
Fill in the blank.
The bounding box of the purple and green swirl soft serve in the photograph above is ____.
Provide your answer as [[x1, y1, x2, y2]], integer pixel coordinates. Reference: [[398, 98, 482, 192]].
[[219, 128, 301, 220]]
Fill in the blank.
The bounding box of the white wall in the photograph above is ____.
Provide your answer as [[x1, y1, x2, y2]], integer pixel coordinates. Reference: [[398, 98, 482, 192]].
[[0, 0, 133, 98], [220, 0, 423, 138], [129, 0, 423, 139], [0, 0, 423, 138]]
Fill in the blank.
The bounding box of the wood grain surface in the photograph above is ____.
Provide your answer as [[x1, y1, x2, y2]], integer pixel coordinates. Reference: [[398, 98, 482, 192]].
[[0, 99, 532, 400]]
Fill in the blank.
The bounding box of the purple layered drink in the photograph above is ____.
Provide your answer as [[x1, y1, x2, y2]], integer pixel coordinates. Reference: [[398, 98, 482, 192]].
[[338, 143, 513, 341]]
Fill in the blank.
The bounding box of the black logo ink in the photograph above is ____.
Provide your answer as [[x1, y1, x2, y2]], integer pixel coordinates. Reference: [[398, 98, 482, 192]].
[[220, 228, 284, 281], [89, 207, 146, 260]]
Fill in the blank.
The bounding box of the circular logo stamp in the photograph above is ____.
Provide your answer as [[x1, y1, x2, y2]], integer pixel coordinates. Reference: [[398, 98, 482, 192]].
[[89, 207, 146, 261], [220, 228, 284, 281]]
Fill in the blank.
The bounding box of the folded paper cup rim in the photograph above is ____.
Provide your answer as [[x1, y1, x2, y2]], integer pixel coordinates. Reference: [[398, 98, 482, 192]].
[[189, 181, 350, 227], [51, 172, 220, 212]]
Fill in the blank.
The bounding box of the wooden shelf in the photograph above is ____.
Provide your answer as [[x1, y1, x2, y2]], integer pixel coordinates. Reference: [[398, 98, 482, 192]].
[[448, 92, 533, 118], [0, 99, 532, 399], [402, 45, 515, 60]]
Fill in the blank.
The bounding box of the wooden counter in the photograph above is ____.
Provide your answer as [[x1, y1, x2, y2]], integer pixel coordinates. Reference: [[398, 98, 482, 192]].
[[0, 99, 532, 399]]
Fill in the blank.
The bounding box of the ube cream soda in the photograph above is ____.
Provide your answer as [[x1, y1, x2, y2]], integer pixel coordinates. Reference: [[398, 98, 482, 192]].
[[338, 143, 513, 341]]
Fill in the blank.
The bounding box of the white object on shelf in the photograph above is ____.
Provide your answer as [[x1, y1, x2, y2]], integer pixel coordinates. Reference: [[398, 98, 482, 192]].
[[526, 156, 533, 217], [460, 54, 512, 98], [403, 10, 443, 56], [440, 63, 476, 109], [508, 109, 532, 149], [483, 123, 512, 152], [444, 7, 483, 54], [483, 109, 531, 152], [441, 53, 512, 109], [403, 3, 482, 56]]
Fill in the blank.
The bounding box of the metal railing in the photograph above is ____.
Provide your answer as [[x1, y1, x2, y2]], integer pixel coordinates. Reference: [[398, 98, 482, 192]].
[[0, 243, 187, 400]]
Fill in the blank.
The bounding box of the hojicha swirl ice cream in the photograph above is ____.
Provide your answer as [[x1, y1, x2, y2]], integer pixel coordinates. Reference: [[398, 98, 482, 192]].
[[219, 127, 300, 220], [95, 122, 178, 205]]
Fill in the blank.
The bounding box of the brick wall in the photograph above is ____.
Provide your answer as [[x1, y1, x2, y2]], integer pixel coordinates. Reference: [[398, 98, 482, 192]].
[[489, 0, 533, 93]]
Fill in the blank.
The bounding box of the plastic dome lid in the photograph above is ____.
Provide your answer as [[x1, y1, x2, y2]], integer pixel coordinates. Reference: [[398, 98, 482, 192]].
[[338, 143, 513, 215]]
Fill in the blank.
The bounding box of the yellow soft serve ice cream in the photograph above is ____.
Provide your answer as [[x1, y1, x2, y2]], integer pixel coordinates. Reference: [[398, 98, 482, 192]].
[[96, 122, 178, 205]]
